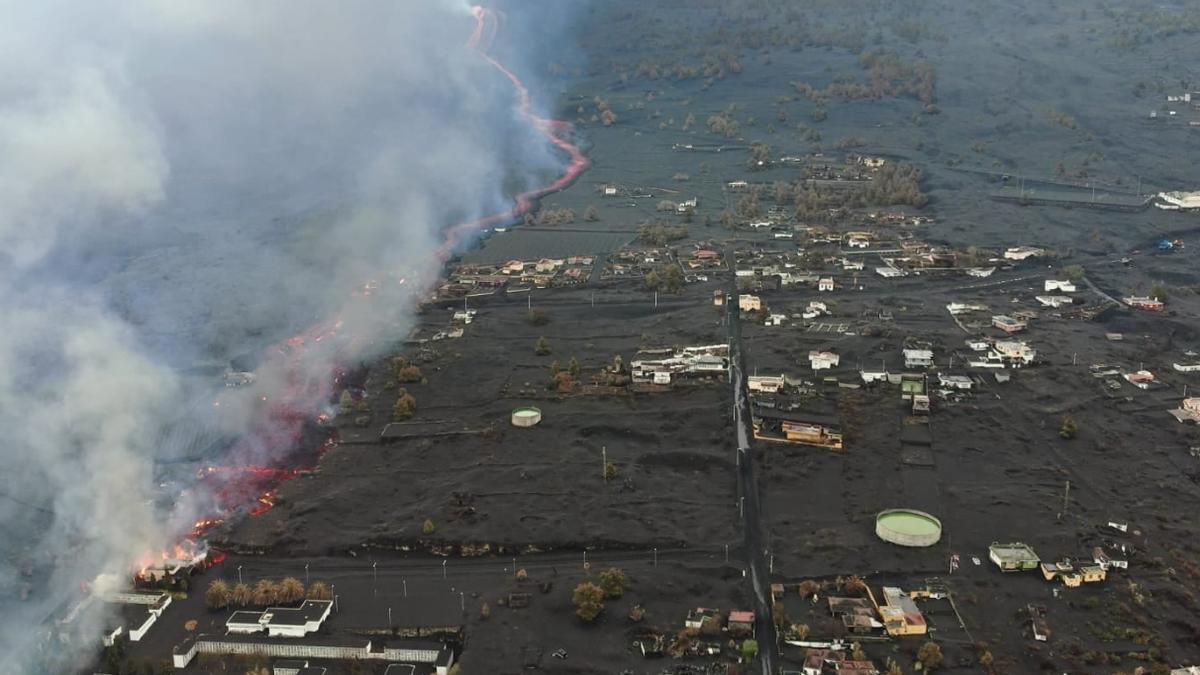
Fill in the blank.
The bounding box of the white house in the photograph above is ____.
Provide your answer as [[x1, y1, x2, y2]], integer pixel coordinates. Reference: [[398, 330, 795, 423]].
[[1035, 295, 1073, 308], [965, 339, 989, 352], [748, 375, 786, 394], [739, 295, 762, 312], [903, 349, 934, 368], [1174, 362, 1200, 372], [765, 313, 787, 326], [1044, 280, 1076, 293], [841, 258, 865, 271], [846, 238, 870, 249], [964, 267, 995, 278], [937, 373, 974, 390], [809, 351, 840, 370], [861, 369, 889, 384], [818, 277, 835, 292], [876, 266, 905, 278], [1004, 246, 1045, 261]]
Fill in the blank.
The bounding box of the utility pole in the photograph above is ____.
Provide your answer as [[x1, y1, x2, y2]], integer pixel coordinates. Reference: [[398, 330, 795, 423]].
[[653, 548, 658, 567], [442, 559, 447, 579], [388, 607, 392, 627], [602, 446, 607, 481], [654, 290, 659, 308], [725, 544, 729, 564], [1062, 480, 1071, 517], [304, 563, 309, 585], [402, 579, 407, 598], [527, 293, 531, 311]]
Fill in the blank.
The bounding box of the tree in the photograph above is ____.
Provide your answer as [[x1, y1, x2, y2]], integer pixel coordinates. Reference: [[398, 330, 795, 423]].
[[628, 604, 645, 622], [662, 264, 685, 293], [1062, 264, 1084, 282], [568, 356, 582, 378], [393, 389, 416, 420], [396, 365, 423, 383], [598, 567, 626, 598], [644, 270, 662, 290], [252, 579, 278, 606], [231, 582, 253, 606], [603, 461, 618, 481], [306, 581, 331, 600], [277, 577, 305, 604], [584, 204, 599, 221], [422, 518, 436, 535], [205, 580, 231, 610], [1150, 282, 1167, 302], [1059, 415, 1078, 439], [742, 639, 759, 662], [480, 602, 491, 619], [572, 582, 605, 621], [917, 641, 943, 670], [535, 336, 551, 355], [798, 579, 820, 599], [527, 308, 549, 326]]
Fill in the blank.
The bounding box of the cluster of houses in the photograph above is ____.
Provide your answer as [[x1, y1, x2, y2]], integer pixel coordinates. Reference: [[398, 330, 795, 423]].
[[632, 606, 757, 661], [441, 256, 595, 298], [629, 344, 729, 385], [602, 246, 674, 280]]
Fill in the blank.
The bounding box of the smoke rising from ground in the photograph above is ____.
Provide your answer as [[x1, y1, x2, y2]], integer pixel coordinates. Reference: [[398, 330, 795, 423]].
[[0, 2, 570, 671]]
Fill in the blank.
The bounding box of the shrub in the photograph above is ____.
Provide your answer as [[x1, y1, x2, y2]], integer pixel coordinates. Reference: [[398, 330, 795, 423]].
[[603, 462, 619, 481], [231, 582, 252, 606], [393, 389, 416, 420], [572, 582, 605, 621], [535, 336, 551, 355], [396, 365, 423, 383], [422, 518, 436, 535], [1060, 415, 1078, 439], [598, 567, 626, 598], [480, 602, 491, 619]]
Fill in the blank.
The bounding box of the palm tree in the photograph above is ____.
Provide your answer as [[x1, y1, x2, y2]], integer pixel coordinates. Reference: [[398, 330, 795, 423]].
[[252, 579, 278, 606], [307, 581, 332, 600], [205, 580, 231, 610], [277, 577, 305, 604], [231, 582, 253, 606]]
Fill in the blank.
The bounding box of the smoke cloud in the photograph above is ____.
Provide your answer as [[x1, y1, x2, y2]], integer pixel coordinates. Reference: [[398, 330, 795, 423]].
[[0, 1, 572, 672]]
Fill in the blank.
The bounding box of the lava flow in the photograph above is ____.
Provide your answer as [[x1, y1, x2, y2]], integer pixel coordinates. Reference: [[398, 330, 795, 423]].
[[171, 4, 590, 554]]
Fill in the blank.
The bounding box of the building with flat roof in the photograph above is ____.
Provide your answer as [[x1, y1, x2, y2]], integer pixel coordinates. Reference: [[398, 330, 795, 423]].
[[752, 406, 843, 449]]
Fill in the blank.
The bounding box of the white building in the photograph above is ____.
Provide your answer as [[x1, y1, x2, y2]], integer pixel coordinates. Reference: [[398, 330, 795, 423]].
[[748, 375, 786, 394], [1035, 295, 1073, 308], [903, 349, 934, 369], [841, 258, 865, 271], [861, 369, 889, 384], [1044, 280, 1076, 293], [739, 295, 762, 312], [765, 313, 787, 326], [876, 266, 905, 278], [818, 277, 835, 292], [226, 600, 334, 638], [1174, 362, 1200, 372], [1004, 246, 1045, 261], [965, 339, 990, 351], [937, 374, 974, 390], [964, 267, 995, 278], [809, 351, 840, 370]]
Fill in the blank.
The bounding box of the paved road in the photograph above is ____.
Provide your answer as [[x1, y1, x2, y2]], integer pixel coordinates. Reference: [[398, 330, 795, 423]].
[[725, 277, 779, 674]]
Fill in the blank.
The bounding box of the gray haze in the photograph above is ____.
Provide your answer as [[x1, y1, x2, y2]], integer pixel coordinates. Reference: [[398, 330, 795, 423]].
[[0, 1, 568, 672]]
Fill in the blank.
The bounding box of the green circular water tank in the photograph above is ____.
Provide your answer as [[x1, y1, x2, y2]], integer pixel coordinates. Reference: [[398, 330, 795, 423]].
[[511, 407, 542, 428], [875, 509, 942, 547]]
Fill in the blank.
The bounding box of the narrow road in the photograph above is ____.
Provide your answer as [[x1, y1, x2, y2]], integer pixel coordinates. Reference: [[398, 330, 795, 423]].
[[725, 272, 779, 673]]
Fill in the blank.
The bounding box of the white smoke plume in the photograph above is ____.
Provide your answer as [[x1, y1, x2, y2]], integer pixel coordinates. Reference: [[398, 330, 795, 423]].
[[0, 1, 571, 672]]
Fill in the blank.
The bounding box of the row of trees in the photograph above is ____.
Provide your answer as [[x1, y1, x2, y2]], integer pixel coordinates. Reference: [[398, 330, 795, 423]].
[[637, 223, 689, 246], [205, 578, 331, 610]]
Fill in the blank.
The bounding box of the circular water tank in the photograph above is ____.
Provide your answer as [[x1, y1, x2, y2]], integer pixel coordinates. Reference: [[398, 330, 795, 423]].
[[875, 509, 942, 548], [511, 407, 542, 428]]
